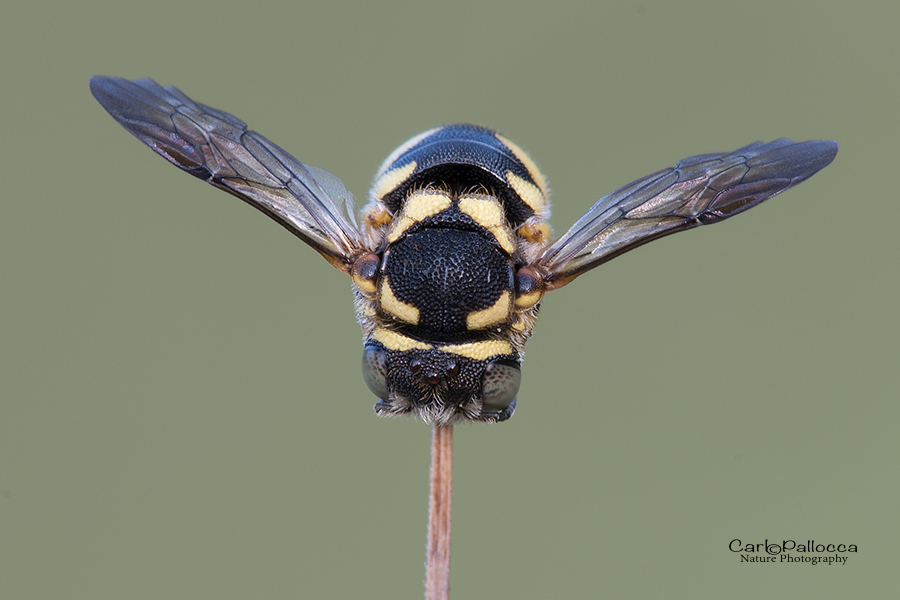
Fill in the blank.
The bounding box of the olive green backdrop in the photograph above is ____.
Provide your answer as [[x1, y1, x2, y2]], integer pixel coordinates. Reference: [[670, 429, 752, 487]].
[[2, 1, 896, 598]]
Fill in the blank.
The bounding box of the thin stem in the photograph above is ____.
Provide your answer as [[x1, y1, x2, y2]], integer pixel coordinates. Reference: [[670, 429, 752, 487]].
[[425, 423, 453, 600]]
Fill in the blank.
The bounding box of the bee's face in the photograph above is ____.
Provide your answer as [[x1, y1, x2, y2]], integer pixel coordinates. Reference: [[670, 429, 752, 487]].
[[362, 338, 522, 425], [91, 76, 838, 424]]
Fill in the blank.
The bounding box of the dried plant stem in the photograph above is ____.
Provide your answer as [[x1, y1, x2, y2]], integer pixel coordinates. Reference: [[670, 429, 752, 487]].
[[425, 423, 453, 600]]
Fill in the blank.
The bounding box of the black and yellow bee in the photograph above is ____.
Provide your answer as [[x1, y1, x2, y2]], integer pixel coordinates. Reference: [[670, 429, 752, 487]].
[[90, 76, 838, 425]]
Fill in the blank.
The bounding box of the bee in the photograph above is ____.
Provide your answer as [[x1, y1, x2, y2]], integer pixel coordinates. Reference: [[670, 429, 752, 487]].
[[90, 76, 838, 425]]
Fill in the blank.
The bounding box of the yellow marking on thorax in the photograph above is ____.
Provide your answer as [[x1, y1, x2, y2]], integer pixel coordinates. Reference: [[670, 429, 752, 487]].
[[514, 289, 543, 309], [350, 253, 380, 295], [517, 218, 552, 245], [466, 290, 512, 329], [506, 172, 548, 214], [371, 327, 432, 351], [509, 313, 529, 333], [352, 272, 378, 295], [364, 204, 393, 228], [458, 196, 516, 254], [386, 192, 452, 243], [373, 161, 417, 201], [458, 196, 504, 227], [440, 339, 514, 360], [380, 276, 420, 325]]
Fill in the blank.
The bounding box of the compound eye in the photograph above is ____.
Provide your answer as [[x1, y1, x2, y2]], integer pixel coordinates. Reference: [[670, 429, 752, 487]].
[[362, 345, 389, 400], [482, 360, 521, 413]]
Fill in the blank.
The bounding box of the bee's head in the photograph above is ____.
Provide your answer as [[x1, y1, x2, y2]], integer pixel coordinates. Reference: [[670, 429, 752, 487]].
[[362, 337, 521, 424]]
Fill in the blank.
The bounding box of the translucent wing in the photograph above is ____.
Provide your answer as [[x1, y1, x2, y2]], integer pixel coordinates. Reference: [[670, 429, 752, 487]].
[[90, 76, 367, 272], [539, 139, 838, 289]]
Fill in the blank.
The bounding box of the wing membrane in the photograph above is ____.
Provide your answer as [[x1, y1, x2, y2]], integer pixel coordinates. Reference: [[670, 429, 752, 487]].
[[90, 76, 366, 272], [539, 139, 838, 289]]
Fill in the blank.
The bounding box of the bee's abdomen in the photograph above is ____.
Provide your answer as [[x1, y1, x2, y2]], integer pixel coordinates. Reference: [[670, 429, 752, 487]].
[[373, 124, 549, 227]]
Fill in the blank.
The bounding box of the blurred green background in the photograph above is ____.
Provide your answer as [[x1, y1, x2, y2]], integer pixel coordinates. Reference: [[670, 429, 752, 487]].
[[2, 1, 896, 598]]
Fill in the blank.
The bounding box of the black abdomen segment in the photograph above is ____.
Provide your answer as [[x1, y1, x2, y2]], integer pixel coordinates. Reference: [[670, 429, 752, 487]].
[[374, 124, 549, 227]]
